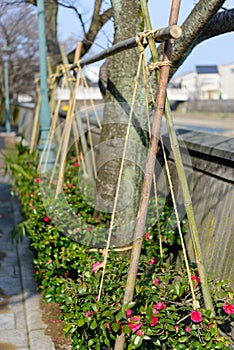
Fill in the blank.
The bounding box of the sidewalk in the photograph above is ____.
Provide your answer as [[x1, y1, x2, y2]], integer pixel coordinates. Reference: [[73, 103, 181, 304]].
[[0, 133, 55, 350]]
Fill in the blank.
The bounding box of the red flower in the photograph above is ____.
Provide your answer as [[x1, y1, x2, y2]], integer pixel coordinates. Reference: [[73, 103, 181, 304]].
[[153, 278, 159, 285], [191, 310, 202, 323], [71, 162, 79, 167], [136, 330, 144, 336], [191, 275, 200, 287], [223, 302, 234, 315], [85, 310, 92, 317], [145, 232, 150, 240], [105, 322, 110, 330], [154, 302, 166, 310], [185, 326, 191, 333], [43, 216, 50, 223], [92, 262, 103, 273], [150, 316, 158, 327], [128, 316, 142, 333], [148, 257, 157, 265], [126, 309, 132, 317], [35, 178, 40, 183], [174, 325, 179, 332]]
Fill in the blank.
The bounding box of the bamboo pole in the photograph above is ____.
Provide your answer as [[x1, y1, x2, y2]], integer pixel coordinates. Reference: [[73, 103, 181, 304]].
[[140, 0, 215, 315], [60, 46, 93, 180], [56, 25, 182, 81], [30, 80, 41, 153], [114, 2, 182, 349]]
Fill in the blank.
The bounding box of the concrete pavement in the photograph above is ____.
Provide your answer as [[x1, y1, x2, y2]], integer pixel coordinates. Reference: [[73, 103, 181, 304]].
[[0, 132, 55, 350]]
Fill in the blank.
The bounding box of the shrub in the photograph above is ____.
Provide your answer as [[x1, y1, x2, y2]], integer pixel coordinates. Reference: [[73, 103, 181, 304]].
[[8, 145, 234, 349]]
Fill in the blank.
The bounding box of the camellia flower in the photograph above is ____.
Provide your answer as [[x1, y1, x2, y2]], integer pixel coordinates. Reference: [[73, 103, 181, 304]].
[[43, 216, 50, 223], [126, 309, 132, 317], [153, 278, 159, 285], [148, 257, 157, 265], [191, 310, 202, 323], [136, 330, 144, 336], [128, 316, 142, 332], [91, 261, 103, 273], [150, 316, 158, 327], [145, 232, 150, 240], [85, 310, 92, 317], [154, 302, 166, 310], [223, 302, 234, 315], [105, 322, 110, 330], [185, 326, 191, 333], [35, 178, 40, 183], [191, 275, 200, 288]]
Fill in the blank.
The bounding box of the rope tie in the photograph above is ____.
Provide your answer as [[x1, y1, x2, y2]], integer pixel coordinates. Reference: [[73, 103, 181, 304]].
[[137, 28, 162, 46], [147, 60, 172, 75]]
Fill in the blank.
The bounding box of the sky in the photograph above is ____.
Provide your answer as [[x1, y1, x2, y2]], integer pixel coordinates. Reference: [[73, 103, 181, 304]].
[[57, 0, 234, 77]]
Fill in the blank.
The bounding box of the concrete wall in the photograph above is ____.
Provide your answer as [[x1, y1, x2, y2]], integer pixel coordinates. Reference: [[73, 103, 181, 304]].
[[160, 130, 234, 286], [183, 99, 234, 113]]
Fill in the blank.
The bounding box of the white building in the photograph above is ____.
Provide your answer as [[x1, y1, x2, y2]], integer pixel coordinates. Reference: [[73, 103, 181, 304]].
[[171, 65, 222, 100], [219, 63, 234, 99]]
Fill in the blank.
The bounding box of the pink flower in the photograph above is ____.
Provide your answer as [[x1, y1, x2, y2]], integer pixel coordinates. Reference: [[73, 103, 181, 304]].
[[191, 275, 200, 287], [154, 302, 166, 310], [174, 325, 179, 332], [148, 257, 157, 265], [145, 232, 150, 240], [87, 226, 91, 232], [86, 311, 91, 317], [223, 302, 234, 315], [105, 322, 110, 330], [191, 310, 202, 323], [153, 278, 159, 285], [43, 216, 50, 223], [35, 178, 40, 183], [92, 262, 102, 273], [71, 162, 79, 167], [128, 316, 142, 332], [95, 295, 99, 300], [126, 309, 132, 317], [153, 308, 158, 315], [136, 330, 144, 336], [185, 326, 191, 333], [150, 316, 158, 327]]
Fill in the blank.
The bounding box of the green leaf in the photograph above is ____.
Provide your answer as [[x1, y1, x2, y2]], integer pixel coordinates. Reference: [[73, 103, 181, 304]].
[[178, 336, 188, 343], [134, 336, 143, 348], [77, 317, 85, 327], [90, 320, 97, 329]]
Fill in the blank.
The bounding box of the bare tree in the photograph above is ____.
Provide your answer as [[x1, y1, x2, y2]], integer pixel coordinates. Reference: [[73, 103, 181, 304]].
[[0, 1, 39, 120]]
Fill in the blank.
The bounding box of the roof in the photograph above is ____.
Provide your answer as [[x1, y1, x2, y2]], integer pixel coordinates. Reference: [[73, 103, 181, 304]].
[[196, 65, 218, 74]]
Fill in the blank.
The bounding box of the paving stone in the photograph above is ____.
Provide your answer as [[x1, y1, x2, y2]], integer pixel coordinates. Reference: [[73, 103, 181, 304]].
[[0, 313, 15, 329], [0, 329, 29, 347], [29, 330, 55, 350]]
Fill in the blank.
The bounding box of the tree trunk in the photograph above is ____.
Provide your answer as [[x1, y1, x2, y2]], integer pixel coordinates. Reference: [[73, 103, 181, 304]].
[[44, 0, 61, 69], [96, 0, 149, 247]]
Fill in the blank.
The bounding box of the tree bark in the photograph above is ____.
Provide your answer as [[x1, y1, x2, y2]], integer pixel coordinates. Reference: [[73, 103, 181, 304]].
[[96, 0, 148, 247]]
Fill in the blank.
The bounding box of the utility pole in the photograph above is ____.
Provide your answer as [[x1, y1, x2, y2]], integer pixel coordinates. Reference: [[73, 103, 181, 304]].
[[37, 0, 54, 171]]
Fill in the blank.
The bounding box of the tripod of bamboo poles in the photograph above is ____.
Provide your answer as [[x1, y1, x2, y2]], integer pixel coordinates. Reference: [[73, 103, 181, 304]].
[[37, 44, 102, 200]]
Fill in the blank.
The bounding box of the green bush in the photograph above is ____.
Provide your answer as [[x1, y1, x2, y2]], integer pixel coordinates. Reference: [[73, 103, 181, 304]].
[[8, 145, 234, 349]]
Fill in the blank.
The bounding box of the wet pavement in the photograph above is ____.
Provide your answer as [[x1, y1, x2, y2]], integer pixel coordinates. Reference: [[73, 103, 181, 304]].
[[0, 132, 55, 350]]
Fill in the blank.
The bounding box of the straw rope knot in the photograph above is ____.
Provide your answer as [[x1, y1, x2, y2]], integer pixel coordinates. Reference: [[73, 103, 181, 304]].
[[147, 60, 172, 75]]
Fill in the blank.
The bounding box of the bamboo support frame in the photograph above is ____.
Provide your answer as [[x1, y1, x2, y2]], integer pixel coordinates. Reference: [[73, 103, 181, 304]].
[[141, 0, 215, 315], [114, 2, 182, 349], [56, 25, 182, 80]]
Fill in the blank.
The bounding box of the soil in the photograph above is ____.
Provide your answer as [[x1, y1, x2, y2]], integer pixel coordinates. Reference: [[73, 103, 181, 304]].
[[40, 299, 72, 350]]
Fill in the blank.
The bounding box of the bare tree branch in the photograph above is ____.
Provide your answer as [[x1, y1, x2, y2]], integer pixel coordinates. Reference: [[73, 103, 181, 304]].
[[54, 0, 86, 36]]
